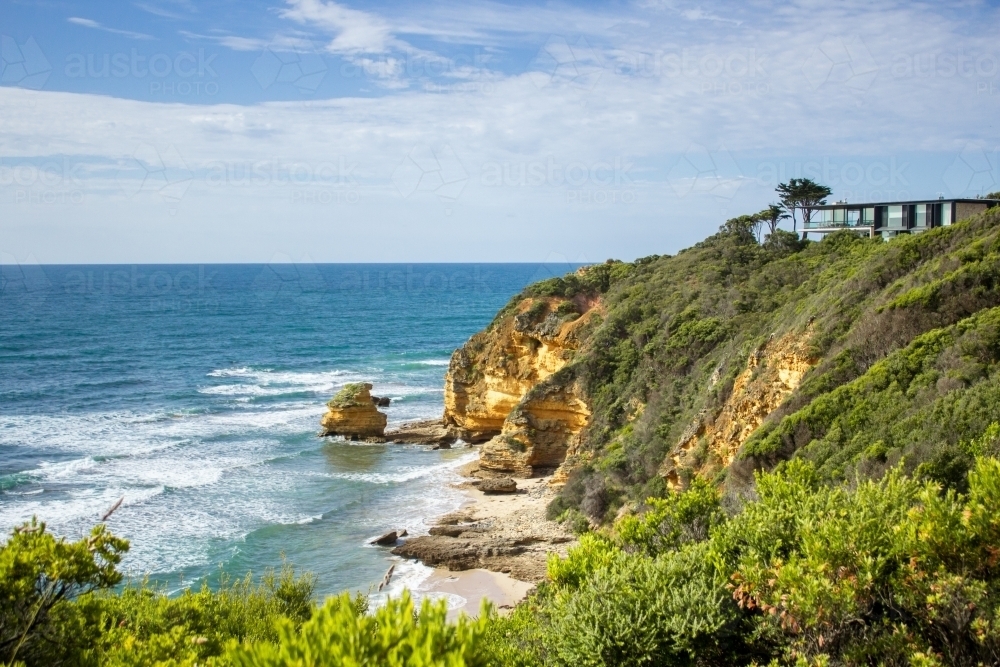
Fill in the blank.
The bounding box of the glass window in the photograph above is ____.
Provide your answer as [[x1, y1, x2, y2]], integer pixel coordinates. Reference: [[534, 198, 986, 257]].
[[888, 205, 904, 229], [942, 203, 952, 226], [864, 207, 875, 223], [915, 204, 927, 228], [833, 208, 845, 224], [847, 209, 860, 226]]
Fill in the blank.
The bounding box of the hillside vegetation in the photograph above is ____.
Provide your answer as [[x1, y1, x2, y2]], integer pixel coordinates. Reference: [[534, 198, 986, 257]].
[[6, 209, 1000, 666], [523, 208, 1000, 521]]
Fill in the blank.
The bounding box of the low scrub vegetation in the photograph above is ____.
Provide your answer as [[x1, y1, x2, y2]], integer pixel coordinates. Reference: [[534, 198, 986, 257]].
[[10, 451, 1000, 665]]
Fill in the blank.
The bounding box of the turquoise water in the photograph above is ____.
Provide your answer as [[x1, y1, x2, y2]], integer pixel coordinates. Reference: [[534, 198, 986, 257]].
[[0, 263, 556, 600]]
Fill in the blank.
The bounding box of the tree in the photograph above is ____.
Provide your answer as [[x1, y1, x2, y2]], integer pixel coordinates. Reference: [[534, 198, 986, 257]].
[[776, 179, 832, 232], [0, 519, 129, 666], [720, 214, 761, 243], [760, 204, 790, 236]]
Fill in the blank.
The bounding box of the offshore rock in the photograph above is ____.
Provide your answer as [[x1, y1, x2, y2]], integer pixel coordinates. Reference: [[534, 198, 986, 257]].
[[371, 531, 398, 546], [320, 383, 387, 438]]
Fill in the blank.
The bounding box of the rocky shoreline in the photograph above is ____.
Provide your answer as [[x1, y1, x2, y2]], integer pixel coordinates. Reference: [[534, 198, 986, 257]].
[[390, 459, 576, 584], [323, 409, 578, 587]]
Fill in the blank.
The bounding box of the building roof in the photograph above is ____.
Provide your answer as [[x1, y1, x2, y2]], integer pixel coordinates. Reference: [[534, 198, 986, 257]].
[[807, 198, 1000, 209]]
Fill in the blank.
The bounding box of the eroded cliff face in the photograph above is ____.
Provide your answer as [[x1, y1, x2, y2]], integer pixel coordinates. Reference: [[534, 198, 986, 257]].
[[443, 296, 599, 478], [661, 327, 817, 488], [443, 297, 597, 442], [478, 376, 592, 479]]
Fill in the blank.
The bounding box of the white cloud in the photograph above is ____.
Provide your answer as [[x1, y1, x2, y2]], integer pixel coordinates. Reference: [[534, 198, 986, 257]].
[[178, 30, 318, 53], [67, 16, 156, 40], [280, 0, 395, 54], [3, 0, 999, 262]]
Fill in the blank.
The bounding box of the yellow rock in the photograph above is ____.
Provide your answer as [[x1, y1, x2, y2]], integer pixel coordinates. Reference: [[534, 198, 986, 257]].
[[321, 383, 387, 439], [479, 378, 591, 480], [661, 326, 817, 488], [444, 296, 600, 479]]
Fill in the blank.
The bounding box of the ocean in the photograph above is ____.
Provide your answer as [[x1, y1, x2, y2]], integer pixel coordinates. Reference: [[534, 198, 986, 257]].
[[0, 263, 558, 602]]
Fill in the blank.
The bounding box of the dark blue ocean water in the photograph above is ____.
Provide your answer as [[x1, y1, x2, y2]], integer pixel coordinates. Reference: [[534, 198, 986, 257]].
[[0, 263, 560, 600]]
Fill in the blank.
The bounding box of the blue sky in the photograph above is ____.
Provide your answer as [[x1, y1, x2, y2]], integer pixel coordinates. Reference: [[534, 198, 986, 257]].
[[2, 0, 1000, 263]]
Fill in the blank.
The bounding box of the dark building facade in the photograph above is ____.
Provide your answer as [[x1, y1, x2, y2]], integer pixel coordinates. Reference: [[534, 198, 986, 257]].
[[802, 198, 999, 239]]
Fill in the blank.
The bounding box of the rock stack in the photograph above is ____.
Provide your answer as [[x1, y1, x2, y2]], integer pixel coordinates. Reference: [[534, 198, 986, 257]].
[[320, 383, 387, 439]]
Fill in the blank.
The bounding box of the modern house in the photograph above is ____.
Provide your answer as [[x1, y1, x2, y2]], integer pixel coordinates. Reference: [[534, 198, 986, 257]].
[[802, 198, 999, 239]]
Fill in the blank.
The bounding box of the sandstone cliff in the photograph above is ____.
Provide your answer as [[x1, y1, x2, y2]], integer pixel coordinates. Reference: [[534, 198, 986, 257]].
[[661, 327, 816, 488], [443, 295, 599, 478], [478, 373, 592, 479], [320, 382, 387, 439]]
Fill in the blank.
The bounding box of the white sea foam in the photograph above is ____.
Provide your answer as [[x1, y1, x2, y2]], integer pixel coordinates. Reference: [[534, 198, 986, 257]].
[[205, 367, 366, 389], [412, 359, 450, 366], [207, 367, 269, 378], [370, 560, 467, 612], [2, 364, 473, 583], [323, 451, 476, 486], [0, 484, 166, 538], [369, 559, 434, 608], [3, 488, 44, 496]]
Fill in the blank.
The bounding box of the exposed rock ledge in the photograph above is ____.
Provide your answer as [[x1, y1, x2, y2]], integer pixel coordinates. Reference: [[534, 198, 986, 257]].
[[385, 419, 458, 446], [391, 462, 575, 582], [661, 326, 817, 487], [320, 383, 387, 439]]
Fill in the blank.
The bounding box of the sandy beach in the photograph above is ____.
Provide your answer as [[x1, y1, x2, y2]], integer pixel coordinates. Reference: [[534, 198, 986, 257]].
[[399, 460, 577, 618]]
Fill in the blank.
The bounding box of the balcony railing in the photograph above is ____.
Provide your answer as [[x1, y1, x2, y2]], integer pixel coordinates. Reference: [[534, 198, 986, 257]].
[[803, 218, 874, 229]]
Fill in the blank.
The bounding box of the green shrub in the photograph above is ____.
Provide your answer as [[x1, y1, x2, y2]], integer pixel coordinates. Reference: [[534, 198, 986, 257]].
[[556, 509, 591, 535], [228, 591, 490, 667], [82, 566, 316, 666], [556, 300, 580, 318], [546, 533, 620, 591], [479, 603, 545, 667], [544, 543, 748, 667], [614, 478, 725, 557], [0, 519, 128, 666], [327, 383, 370, 408], [743, 307, 1000, 481]]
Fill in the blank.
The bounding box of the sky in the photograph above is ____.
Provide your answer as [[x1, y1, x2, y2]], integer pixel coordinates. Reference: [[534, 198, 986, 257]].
[[1, 0, 999, 264]]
